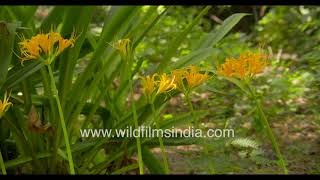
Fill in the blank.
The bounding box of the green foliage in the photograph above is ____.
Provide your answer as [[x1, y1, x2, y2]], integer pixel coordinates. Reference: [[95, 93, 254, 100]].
[[256, 6, 320, 55], [0, 5, 319, 175]]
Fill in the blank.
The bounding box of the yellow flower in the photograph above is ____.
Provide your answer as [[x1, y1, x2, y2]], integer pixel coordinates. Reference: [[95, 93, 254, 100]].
[[18, 30, 77, 65], [172, 69, 187, 91], [57, 31, 76, 55], [141, 74, 157, 98], [0, 91, 12, 118], [111, 39, 131, 58], [184, 65, 209, 89], [217, 51, 268, 80], [156, 73, 176, 95], [19, 35, 42, 62], [172, 65, 209, 92], [217, 58, 235, 77]]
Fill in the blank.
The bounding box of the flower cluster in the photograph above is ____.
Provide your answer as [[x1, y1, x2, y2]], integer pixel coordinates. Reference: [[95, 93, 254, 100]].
[[19, 30, 77, 65], [141, 65, 209, 101], [173, 65, 210, 92], [141, 73, 176, 101], [0, 91, 12, 118], [217, 51, 268, 80]]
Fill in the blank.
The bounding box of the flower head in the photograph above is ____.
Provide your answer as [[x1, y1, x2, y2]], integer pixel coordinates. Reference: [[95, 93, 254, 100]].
[[217, 51, 268, 80], [0, 91, 12, 118], [57, 31, 76, 55], [172, 69, 187, 91], [111, 39, 131, 58], [172, 65, 209, 93], [18, 30, 77, 65], [184, 66, 209, 89], [156, 73, 177, 95], [141, 74, 157, 98]]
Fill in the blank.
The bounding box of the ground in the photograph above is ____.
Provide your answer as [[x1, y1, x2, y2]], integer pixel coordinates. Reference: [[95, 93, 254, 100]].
[[148, 95, 320, 174]]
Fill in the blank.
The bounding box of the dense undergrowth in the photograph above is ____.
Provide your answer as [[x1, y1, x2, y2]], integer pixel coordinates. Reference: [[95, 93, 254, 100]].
[[0, 6, 319, 174]]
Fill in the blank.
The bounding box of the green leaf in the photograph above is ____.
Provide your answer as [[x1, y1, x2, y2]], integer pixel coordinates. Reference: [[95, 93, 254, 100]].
[[141, 146, 166, 174], [67, 6, 139, 112], [39, 6, 67, 32], [223, 76, 250, 96], [111, 163, 139, 175], [204, 84, 229, 96], [4, 6, 38, 25], [5, 153, 51, 169], [58, 6, 95, 107], [169, 48, 212, 71], [66, 6, 141, 133], [253, 110, 265, 133], [0, 22, 17, 88], [1, 61, 44, 92], [194, 13, 249, 50]]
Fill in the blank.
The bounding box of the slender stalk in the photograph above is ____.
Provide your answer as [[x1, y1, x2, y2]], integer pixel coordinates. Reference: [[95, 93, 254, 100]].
[[47, 65, 75, 174], [185, 92, 215, 174], [151, 102, 170, 174], [0, 149, 7, 175], [245, 80, 288, 174], [129, 79, 144, 175], [256, 101, 288, 174], [41, 68, 59, 173]]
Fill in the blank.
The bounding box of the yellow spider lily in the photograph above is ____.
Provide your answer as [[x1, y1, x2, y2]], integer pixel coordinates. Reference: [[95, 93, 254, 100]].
[[111, 39, 131, 58], [184, 65, 209, 89], [18, 30, 77, 65], [0, 91, 12, 118], [217, 51, 268, 80], [57, 31, 77, 55], [172, 65, 209, 92], [172, 69, 187, 91], [156, 73, 176, 95], [141, 74, 158, 98]]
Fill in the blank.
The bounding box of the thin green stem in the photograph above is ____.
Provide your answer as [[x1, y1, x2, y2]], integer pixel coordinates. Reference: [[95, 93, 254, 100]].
[[47, 65, 75, 175], [245, 80, 288, 174], [40, 68, 59, 173], [151, 102, 170, 174], [129, 79, 144, 175], [185, 93, 197, 127], [185, 92, 215, 174], [0, 149, 7, 175], [256, 101, 288, 174]]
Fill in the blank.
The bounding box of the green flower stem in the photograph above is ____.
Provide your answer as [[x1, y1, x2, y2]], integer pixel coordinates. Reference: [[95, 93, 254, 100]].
[[150, 102, 170, 174], [40, 68, 59, 173], [129, 79, 144, 175], [246, 80, 288, 174], [47, 65, 75, 175], [0, 149, 7, 175], [256, 100, 288, 174], [185, 92, 215, 174]]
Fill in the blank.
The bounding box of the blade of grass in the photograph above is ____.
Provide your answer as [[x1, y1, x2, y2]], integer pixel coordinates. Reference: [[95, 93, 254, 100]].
[[39, 6, 67, 32], [1, 62, 44, 91], [58, 6, 95, 107], [111, 163, 139, 175], [194, 13, 249, 50], [67, 6, 139, 112], [141, 146, 166, 174], [0, 22, 17, 88]]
